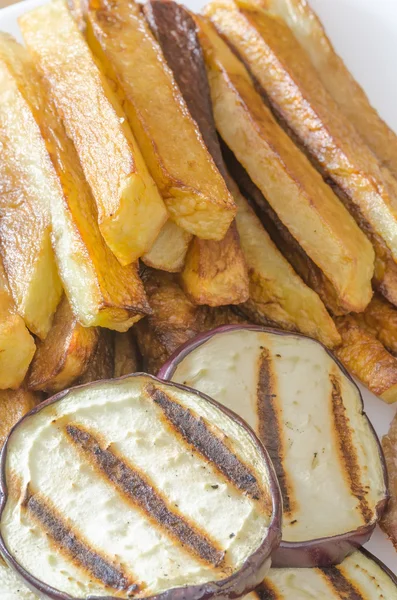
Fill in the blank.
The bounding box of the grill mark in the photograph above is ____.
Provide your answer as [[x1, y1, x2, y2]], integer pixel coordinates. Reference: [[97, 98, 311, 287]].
[[65, 424, 225, 568], [257, 348, 292, 513], [320, 566, 365, 600], [329, 373, 372, 522], [256, 581, 281, 600], [22, 489, 137, 594], [145, 383, 262, 501]]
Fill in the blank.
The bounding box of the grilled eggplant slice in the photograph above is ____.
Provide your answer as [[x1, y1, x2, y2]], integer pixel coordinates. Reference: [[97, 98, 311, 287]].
[[0, 388, 41, 451], [144, 0, 248, 305], [27, 296, 99, 394], [380, 412, 397, 550], [160, 325, 388, 567], [0, 557, 37, 599], [196, 16, 374, 315], [85, 0, 236, 243], [0, 260, 35, 390], [20, 0, 167, 266], [335, 316, 397, 404], [259, 0, 397, 181], [0, 374, 281, 599], [0, 33, 62, 339], [253, 550, 397, 599]]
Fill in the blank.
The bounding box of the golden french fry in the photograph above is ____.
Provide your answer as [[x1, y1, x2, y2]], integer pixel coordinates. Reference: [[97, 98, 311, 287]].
[[85, 0, 236, 241], [196, 16, 374, 315], [77, 330, 115, 384], [20, 0, 167, 266], [0, 388, 41, 450], [142, 220, 192, 273], [114, 331, 140, 378]]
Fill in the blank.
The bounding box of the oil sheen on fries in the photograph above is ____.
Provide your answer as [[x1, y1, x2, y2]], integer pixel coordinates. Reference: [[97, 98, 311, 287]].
[[20, 0, 167, 266]]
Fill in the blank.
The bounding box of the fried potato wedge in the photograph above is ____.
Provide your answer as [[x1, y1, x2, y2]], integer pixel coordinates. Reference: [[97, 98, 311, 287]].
[[206, 1, 397, 307], [2, 35, 151, 330], [77, 330, 115, 385], [135, 268, 247, 373], [231, 180, 340, 347], [358, 295, 397, 356], [257, 0, 397, 179], [142, 220, 192, 273], [114, 331, 140, 377], [380, 413, 397, 550], [0, 388, 41, 450], [144, 0, 248, 305], [28, 296, 99, 393], [335, 316, 397, 404], [196, 16, 374, 315], [0, 34, 62, 340], [0, 261, 36, 390], [85, 0, 235, 242], [20, 0, 167, 266]]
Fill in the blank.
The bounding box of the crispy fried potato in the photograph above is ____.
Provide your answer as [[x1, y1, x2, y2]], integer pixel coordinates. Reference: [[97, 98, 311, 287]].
[[231, 179, 340, 347], [206, 1, 397, 308], [114, 331, 140, 377], [0, 388, 41, 450], [335, 316, 397, 404], [256, 0, 397, 179], [2, 35, 151, 330], [135, 268, 247, 373], [0, 34, 62, 339], [28, 296, 99, 393], [357, 295, 397, 356], [380, 413, 397, 550], [85, 0, 235, 242], [20, 0, 167, 266], [196, 16, 374, 315], [144, 0, 248, 304], [0, 261, 36, 390], [77, 330, 115, 385], [142, 220, 192, 273]]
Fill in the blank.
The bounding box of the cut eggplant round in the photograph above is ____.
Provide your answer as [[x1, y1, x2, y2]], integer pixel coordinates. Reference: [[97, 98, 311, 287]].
[[0, 374, 281, 600], [159, 326, 388, 567], [0, 557, 37, 599], [250, 549, 397, 599]]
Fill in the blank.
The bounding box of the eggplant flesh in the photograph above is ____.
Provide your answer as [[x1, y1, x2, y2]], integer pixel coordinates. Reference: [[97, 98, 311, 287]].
[[0, 374, 278, 599], [251, 550, 397, 599], [0, 558, 37, 599], [160, 327, 387, 548]]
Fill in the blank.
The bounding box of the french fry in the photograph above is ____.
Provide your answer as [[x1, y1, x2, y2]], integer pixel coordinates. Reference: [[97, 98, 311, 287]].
[[0, 261, 36, 390], [206, 0, 397, 308], [142, 220, 192, 273], [136, 268, 247, 373], [0, 35, 151, 330], [84, 0, 235, 242], [0, 388, 41, 450], [196, 16, 374, 315], [20, 0, 167, 266], [0, 33, 62, 339], [256, 0, 397, 180], [353, 295, 397, 356], [114, 331, 140, 377], [77, 330, 115, 384], [335, 316, 397, 404], [144, 0, 249, 304], [28, 296, 99, 393], [231, 179, 340, 348]]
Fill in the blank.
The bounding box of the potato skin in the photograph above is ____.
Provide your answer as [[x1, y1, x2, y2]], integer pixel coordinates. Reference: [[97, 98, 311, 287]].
[[0, 388, 41, 450]]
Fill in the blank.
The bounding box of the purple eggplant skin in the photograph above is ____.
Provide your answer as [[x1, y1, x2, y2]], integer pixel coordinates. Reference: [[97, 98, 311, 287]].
[[0, 372, 282, 600], [158, 324, 390, 568]]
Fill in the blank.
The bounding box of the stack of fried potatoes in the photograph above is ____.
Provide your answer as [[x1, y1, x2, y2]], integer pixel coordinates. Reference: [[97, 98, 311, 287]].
[[2, 0, 397, 445]]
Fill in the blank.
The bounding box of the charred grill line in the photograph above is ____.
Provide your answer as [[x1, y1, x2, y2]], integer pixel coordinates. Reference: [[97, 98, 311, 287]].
[[66, 424, 225, 568], [320, 566, 366, 599], [23, 489, 135, 593], [329, 373, 372, 522], [256, 581, 281, 600], [145, 384, 262, 500], [257, 348, 292, 513]]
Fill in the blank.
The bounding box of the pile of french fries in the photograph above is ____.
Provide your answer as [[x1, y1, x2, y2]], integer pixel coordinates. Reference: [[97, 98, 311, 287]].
[[2, 0, 397, 438]]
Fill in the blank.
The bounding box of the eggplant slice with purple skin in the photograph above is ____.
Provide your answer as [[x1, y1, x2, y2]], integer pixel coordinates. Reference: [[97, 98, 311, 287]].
[[159, 326, 388, 568], [0, 557, 37, 599], [0, 374, 281, 600], [247, 549, 397, 599]]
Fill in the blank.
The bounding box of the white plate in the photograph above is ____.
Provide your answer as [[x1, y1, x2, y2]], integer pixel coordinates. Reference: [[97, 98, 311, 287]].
[[0, 0, 396, 575]]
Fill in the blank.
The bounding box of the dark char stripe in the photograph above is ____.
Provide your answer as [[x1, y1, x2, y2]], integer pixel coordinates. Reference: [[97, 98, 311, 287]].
[[145, 384, 262, 500], [66, 425, 225, 568], [23, 489, 136, 594], [257, 348, 292, 513], [320, 566, 365, 599], [329, 373, 372, 522], [256, 581, 280, 600]]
